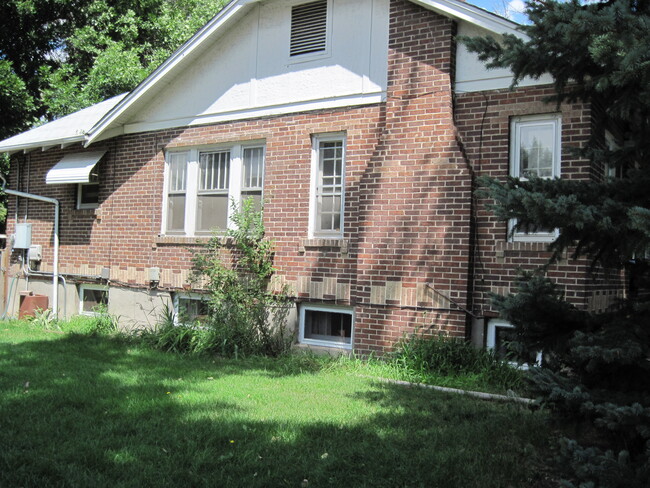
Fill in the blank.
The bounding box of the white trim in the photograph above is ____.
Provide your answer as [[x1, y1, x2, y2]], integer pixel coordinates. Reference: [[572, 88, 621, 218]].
[[173, 292, 209, 325], [309, 132, 346, 239], [509, 113, 561, 243], [299, 303, 354, 349], [79, 284, 109, 316], [455, 75, 555, 94], [83, 0, 522, 146], [1, 0, 526, 151], [410, 0, 524, 38], [486, 319, 511, 350], [1, 137, 86, 155], [487, 319, 542, 367], [85, 0, 263, 146], [76, 182, 100, 210], [120, 93, 384, 137]]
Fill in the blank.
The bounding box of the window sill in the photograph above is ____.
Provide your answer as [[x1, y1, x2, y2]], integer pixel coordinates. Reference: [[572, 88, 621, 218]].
[[495, 241, 565, 259], [300, 238, 349, 254], [155, 235, 212, 246]]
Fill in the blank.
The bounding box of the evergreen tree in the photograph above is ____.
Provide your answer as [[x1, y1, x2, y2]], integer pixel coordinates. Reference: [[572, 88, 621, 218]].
[[463, 1, 650, 486]]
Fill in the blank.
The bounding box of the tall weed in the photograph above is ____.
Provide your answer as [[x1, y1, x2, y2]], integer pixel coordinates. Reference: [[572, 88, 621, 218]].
[[389, 332, 524, 393]]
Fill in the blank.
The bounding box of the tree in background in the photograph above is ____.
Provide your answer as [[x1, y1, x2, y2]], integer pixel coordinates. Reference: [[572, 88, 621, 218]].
[[0, 0, 227, 135], [463, 1, 649, 486]]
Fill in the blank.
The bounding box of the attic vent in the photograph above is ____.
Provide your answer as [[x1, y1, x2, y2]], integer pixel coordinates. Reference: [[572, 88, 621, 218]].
[[290, 0, 327, 57]]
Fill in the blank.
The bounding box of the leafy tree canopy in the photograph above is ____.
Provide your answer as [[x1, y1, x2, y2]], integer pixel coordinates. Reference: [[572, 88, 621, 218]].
[[0, 0, 227, 137]]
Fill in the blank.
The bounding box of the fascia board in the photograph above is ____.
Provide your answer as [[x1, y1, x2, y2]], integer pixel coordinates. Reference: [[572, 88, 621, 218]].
[[0, 136, 86, 155], [409, 0, 526, 38], [85, 0, 260, 146]]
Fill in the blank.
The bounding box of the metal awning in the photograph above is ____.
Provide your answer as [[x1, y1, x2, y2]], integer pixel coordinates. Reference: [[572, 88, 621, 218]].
[[45, 151, 106, 184]]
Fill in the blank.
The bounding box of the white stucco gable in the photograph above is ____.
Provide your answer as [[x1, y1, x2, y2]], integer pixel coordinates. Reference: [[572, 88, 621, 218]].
[[115, 0, 390, 137]]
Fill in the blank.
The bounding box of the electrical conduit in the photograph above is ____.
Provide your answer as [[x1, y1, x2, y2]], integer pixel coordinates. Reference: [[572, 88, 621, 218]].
[[0, 174, 59, 319]]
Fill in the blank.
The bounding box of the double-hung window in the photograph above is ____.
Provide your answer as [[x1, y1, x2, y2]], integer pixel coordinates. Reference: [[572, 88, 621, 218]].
[[166, 152, 188, 233], [509, 114, 561, 242], [197, 151, 230, 232], [310, 134, 345, 238], [163, 143, 265, 236]]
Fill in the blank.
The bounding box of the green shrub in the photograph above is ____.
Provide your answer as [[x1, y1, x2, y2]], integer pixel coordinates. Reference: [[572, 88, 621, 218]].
[[189, 198, 293, 358]]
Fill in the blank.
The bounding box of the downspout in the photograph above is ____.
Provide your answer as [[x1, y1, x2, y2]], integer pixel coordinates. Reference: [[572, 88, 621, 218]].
[[0, 174, 59, 319]]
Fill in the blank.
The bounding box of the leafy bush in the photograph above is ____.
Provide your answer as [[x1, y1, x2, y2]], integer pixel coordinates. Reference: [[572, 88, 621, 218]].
[[143, 200, 293, 358], [389, 332, 524, 393]]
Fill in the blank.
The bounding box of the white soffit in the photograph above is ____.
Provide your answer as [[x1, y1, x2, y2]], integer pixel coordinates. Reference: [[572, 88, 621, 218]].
[[86, 0, 521, 145], [46, 151, 106, 184]]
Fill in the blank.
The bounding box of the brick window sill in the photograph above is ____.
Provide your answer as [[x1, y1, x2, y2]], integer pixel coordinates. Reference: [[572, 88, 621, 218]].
[[495, 241, 562, 258]]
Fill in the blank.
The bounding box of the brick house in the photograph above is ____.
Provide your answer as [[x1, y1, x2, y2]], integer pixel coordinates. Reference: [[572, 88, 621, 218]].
[[0, 0, 623, 355]]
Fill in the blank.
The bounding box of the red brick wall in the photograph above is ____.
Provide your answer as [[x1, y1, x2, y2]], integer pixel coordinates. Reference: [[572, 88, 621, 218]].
[[454, 87, 625, 316]]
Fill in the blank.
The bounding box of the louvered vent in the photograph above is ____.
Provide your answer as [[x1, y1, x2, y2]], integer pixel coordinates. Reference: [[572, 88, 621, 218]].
[[290, 0, 327, 57]]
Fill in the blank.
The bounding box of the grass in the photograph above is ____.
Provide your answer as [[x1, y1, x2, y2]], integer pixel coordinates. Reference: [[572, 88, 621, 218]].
[[0, 320, 557, 487]]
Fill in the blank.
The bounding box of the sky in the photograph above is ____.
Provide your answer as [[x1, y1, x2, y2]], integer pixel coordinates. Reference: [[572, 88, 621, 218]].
[[468, 0, 529, 24]]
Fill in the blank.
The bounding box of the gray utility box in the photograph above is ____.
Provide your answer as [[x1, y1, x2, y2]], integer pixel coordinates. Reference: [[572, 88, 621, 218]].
[[14, 223, 32, 249]]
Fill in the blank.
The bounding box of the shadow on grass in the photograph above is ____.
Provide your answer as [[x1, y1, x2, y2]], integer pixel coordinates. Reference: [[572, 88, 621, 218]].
[[0, 333, 554, 488]]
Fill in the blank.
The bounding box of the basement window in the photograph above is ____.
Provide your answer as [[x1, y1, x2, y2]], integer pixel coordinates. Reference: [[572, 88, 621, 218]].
[[174, 294, 209, 325], [299, 304, 353, 348], [487, 319, 542, 367], [290, 0, 329, 58], [79, 285, 109, 315]]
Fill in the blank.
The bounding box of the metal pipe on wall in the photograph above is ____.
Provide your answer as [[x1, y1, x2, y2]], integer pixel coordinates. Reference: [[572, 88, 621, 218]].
[[0, 174, 60, 319]]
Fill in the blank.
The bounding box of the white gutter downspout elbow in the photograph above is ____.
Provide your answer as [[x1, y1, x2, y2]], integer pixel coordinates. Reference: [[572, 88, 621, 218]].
[[0, 174, 59, 319]]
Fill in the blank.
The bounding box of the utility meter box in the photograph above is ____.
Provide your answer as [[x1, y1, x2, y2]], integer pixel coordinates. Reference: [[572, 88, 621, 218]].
[[28, 245, 42, 263], [14, 223, 32, 249]]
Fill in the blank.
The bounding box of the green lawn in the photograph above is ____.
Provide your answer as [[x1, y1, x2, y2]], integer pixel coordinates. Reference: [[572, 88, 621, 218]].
[[0, 322, 556, 487]]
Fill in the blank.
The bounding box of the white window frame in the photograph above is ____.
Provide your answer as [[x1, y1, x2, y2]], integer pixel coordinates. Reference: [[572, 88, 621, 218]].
[[510, 114, 561, 243], [288, 0, 332, 64], [299, 304, 354, 349], [77, 182, 100, 209], [487, 319, 542, 368], [309, 133, 346, 239], [173, 293, 209, 325], [79, 284, 109, 316], [162, 142, 265, 236]]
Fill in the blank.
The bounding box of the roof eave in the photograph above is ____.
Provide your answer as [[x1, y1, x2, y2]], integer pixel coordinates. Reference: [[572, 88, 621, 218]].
[[409, 0, 524, 37], [0, 136, 87, 156]]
